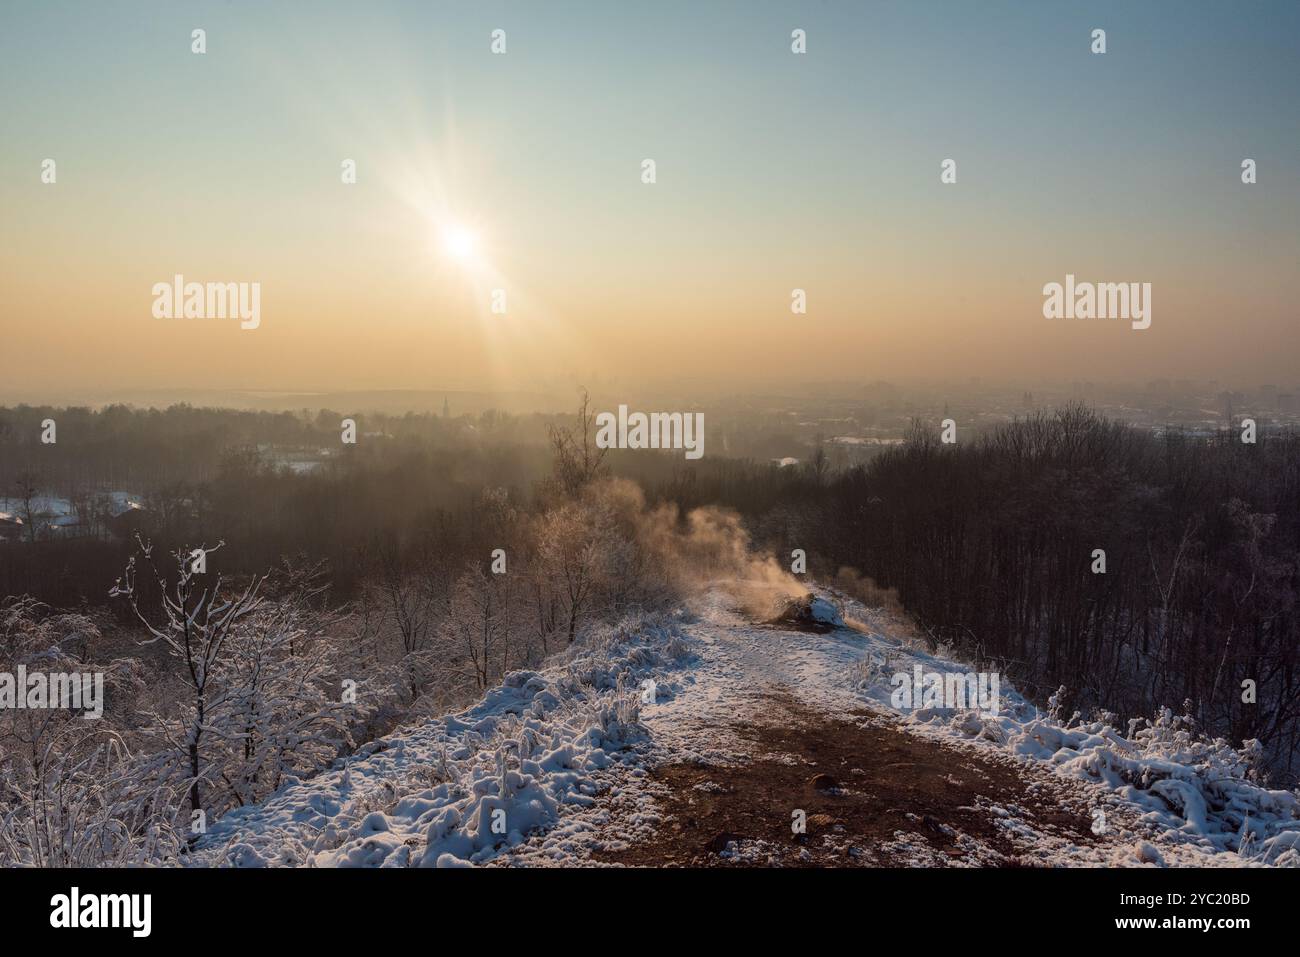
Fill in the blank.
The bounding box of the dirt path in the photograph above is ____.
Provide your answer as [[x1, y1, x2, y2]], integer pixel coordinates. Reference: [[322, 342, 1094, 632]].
[[597, 688, 1105, 867]]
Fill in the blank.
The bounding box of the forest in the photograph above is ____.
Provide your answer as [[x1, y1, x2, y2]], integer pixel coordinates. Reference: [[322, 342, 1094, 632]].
[[1, 400, 1297, 864]]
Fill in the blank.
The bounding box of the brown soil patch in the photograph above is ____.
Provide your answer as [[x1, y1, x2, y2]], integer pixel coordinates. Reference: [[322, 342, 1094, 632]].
[[597, 689, 1100, 867]]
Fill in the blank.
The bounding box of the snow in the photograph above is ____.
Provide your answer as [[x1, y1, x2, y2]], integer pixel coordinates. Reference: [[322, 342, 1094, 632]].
[[0, 491, 143, 521], [0, 495, 74, 518], [194, 584, 1299, 868], [105, 492, 145, 517], [809, 596, 844, 628], [193, 615, 685, 867], [836, 593, 1300, 867]]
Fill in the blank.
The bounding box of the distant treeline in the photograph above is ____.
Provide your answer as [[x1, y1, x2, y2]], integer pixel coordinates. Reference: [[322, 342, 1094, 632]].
[[0, 403, 561, 488], [0, 403, 760, 604], [0, 403, 560, 602]]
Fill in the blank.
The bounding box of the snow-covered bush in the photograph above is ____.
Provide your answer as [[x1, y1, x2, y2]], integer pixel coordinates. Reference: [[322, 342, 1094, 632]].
[[995, 690, 1299, 862], [0, 596, 167, 866], [0, 731, 183, 867]]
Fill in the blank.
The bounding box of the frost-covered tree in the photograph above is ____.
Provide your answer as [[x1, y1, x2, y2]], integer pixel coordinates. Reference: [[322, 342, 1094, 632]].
[[0, 597, 143, 780], [113, 543, 350, 827], [112, 540, 261, 828], [0, 597, 172, 867], [445, 564, 522, 690], [219, 593, 350, 807], [535, 502, 612, 644]]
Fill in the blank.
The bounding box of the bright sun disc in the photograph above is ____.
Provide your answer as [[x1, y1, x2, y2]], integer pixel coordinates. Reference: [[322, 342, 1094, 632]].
[[441, 224, 478, 262]]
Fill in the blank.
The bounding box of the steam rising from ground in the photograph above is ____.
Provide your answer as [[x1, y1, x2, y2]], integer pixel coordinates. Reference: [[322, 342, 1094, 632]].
[[595, 478, 805, 617]]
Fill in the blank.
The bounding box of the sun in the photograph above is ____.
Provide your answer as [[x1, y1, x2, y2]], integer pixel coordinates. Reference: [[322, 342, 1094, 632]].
[[439, 222, 479, 265]]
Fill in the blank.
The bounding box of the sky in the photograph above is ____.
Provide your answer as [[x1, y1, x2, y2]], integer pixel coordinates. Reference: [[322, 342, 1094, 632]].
[[2, 0, 1298, 400]]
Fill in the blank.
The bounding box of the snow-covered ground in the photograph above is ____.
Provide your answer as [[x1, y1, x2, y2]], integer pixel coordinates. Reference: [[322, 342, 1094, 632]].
[[837, 595, 1300, 867], [194, 585, 1300, 867], [193, 614, 682, 867], [0, 491, 144, 530]]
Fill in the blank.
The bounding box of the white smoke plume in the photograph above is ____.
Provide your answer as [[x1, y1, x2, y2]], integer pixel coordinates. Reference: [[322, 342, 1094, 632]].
[[588, 478, 805, 617]]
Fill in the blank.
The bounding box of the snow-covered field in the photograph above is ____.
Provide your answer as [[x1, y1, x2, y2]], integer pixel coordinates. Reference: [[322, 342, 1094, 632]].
[[194, 586, 1300, 867]]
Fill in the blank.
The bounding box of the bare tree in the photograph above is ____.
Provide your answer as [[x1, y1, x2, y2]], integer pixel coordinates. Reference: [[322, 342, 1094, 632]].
[[536, 501, 610, 644], [112, 539, 260, 828], [13, 474, 39, 544], [548, 389, 608, 498], [445, 564, 519, 690], [375, 540, 436, 660]]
